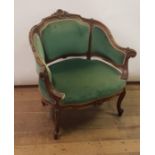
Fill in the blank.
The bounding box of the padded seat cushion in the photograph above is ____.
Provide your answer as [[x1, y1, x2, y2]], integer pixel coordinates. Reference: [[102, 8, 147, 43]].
[[49, 58, 126, 104]]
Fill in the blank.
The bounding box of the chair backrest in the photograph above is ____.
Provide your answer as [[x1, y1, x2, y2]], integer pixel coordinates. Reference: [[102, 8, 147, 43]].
[[30, 10, 126, 66], [40, 19, 90, 62]]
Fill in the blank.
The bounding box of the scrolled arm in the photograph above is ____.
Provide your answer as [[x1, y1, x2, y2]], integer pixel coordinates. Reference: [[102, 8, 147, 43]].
[[30, 31, 65, 102], [121, 47, 137, 80], [39, 66, 65, 102]]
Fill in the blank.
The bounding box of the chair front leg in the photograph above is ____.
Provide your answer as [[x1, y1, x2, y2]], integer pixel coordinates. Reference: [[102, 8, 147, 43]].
[[52, 106, 61, 139], [117, 88, 126, 116]]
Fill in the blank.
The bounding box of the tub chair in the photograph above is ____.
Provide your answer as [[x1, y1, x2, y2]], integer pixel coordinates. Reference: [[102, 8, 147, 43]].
[[29, 9, 136, 139]]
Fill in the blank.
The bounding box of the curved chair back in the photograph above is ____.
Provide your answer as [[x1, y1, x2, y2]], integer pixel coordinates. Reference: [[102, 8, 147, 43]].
[[30, 10, 129, 68], [40, 19, 90, 62]]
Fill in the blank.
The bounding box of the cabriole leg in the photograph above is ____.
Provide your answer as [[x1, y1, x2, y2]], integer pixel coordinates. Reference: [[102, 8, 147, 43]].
[[117, 88, 126, 116], [52, 107, 61, 139]]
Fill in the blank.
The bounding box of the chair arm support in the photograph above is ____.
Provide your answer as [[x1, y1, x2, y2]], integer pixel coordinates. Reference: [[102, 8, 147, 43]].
[[39, 67, 65, 102], [121, 47, 137, 80]]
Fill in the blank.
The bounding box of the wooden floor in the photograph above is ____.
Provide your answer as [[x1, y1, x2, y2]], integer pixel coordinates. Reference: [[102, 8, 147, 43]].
[[14, 84, 140, 155]]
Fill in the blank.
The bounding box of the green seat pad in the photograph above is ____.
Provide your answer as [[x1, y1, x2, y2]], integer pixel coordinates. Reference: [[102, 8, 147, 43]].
[[49, 58, 126, 104]]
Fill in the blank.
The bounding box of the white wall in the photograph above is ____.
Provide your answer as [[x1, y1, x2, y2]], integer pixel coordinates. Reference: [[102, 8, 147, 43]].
[[15, 0, 140, 85]]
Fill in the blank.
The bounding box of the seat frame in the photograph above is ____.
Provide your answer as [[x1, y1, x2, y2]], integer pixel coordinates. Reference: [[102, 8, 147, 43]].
[[29, 9, 136, 139]]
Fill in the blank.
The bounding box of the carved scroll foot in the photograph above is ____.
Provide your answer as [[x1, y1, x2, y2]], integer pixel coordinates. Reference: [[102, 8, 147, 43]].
[[52, 107, 60, 140], [117, 89, 126, 116]]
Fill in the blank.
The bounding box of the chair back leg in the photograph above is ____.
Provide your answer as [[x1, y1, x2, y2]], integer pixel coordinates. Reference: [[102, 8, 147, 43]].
[[52, 106, 61, 139]]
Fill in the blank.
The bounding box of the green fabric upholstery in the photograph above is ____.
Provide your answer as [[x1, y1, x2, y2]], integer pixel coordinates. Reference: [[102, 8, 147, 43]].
[[40, 19, 90, 62], [91, 26, 125, 65], [46, 58, 126, 104]]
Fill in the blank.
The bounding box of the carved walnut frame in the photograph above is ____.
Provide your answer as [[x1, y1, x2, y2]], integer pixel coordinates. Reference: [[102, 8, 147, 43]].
[[29, 9, 136, 139]]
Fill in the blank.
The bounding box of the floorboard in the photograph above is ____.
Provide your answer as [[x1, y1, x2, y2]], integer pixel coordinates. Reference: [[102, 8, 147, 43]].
[[15, 84, 140, 155]]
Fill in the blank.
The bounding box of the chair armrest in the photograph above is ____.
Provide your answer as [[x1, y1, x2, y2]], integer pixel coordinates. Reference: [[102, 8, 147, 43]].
[[30, 32, 65, 102], [90, 20, 137, 79], [121, 47, 137, 80], [39, 66, 65, 101]]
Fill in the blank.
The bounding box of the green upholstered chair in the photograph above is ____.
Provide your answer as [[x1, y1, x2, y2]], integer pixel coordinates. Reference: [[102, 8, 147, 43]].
[[29, 9, 136, 139]]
